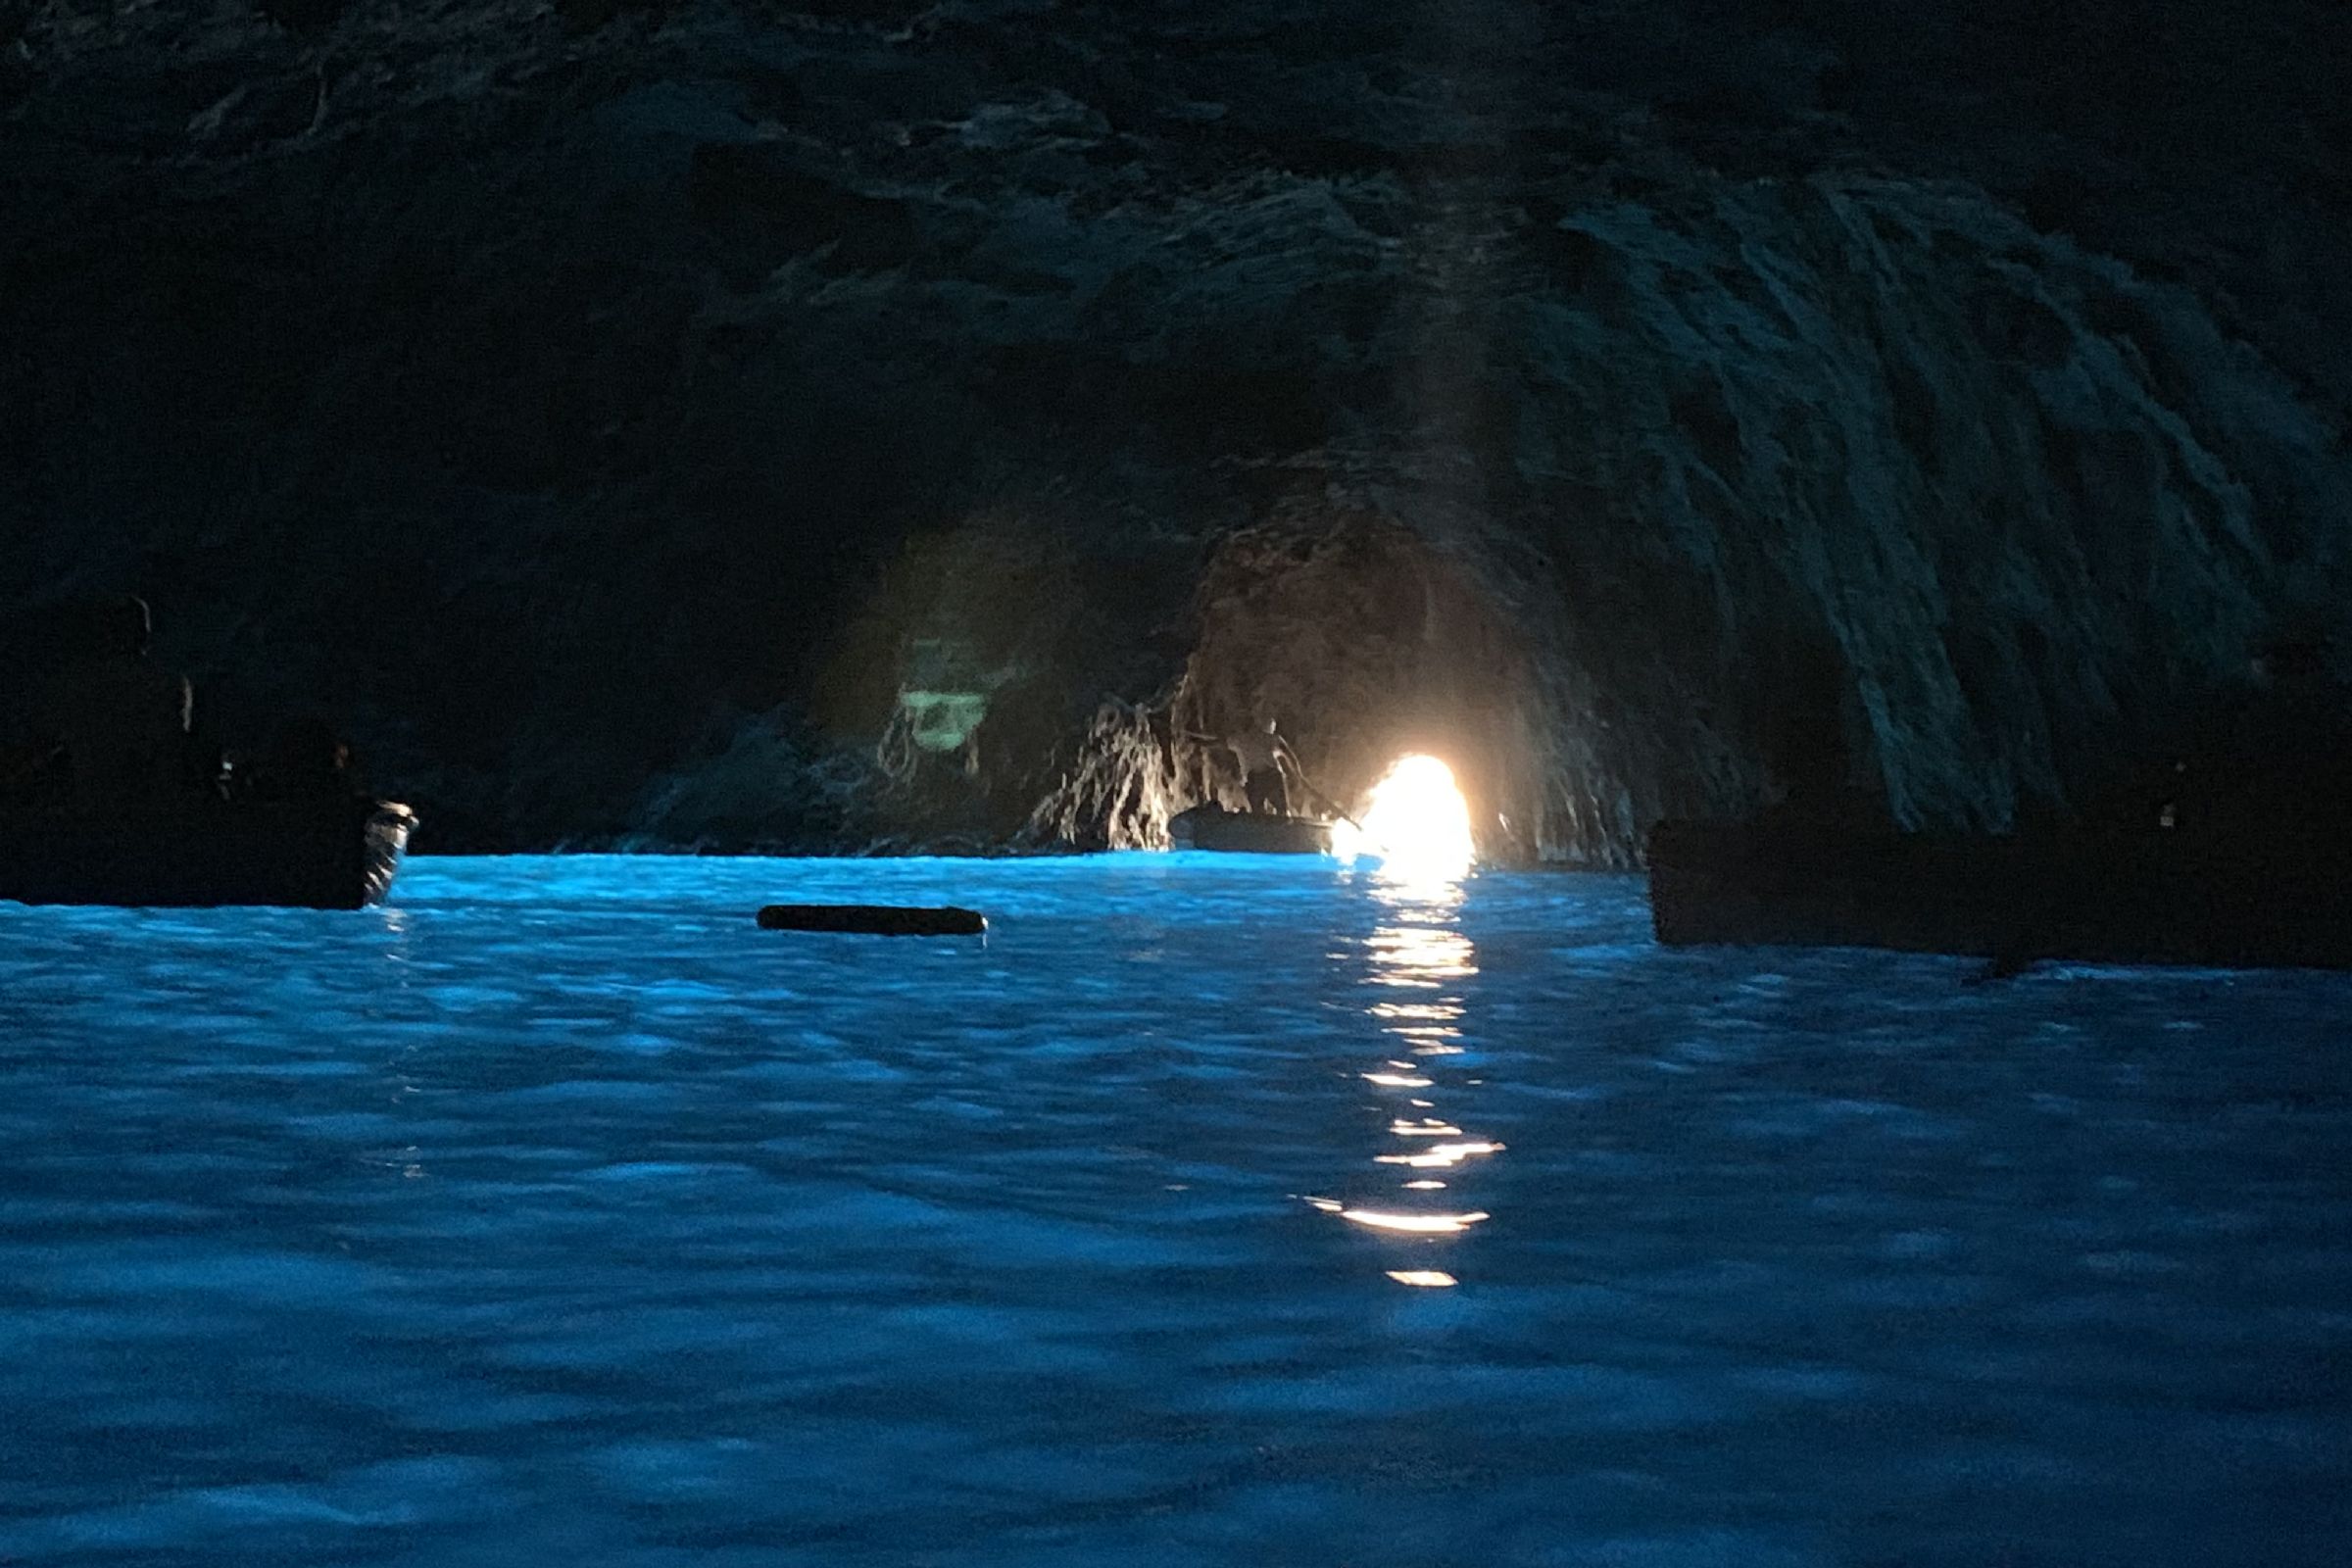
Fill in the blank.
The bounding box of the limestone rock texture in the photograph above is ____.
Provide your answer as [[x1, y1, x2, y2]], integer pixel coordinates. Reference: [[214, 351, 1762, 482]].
[[4, 0, 2347, 857]]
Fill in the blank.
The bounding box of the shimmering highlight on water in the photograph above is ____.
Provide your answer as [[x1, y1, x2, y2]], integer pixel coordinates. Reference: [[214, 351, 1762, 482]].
[[3, 853, 2349, 1565]]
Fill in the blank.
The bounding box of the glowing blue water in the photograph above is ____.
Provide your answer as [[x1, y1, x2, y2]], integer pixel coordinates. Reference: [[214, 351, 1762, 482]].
[[2, 855, 2348, 1566]]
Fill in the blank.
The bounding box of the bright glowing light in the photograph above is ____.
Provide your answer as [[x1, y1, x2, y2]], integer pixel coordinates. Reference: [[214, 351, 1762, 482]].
[[1330, 755, 1475, 880], [1341, 1208, 1490, 1234], [1374, 1141, 1505, 1168], [1386, 1270, 1458, 1287], [1360, 1072, 1434, 1088]]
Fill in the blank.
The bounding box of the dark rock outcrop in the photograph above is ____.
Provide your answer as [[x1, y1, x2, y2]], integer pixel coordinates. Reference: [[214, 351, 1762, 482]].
[[4, 1, 2346, 856]]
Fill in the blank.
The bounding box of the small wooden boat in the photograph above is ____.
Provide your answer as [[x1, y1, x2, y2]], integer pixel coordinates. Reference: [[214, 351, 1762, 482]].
[[1647, 817, 2352, 971], [1167, 803, 1333, 855], [0, 798, 416, 909], [757, 904, 986, 936]]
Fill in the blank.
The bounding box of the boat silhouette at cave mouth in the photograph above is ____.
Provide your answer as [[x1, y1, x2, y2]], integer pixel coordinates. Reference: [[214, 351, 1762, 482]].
[[1167, 802, 1336, 855], [0, 798, 417, 910]]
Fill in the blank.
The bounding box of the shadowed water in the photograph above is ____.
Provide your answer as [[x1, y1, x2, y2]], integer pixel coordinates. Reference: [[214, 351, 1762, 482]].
[[2, 855, 2348, 1566]]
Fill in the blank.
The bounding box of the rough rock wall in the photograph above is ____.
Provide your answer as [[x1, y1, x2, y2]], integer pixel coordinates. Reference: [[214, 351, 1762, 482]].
[[4, 1, 2346, 856], [1484, 172, 2348, 852]]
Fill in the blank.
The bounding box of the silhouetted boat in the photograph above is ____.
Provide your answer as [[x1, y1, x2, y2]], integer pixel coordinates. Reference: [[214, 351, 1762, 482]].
[[1646, 817, 2352, 971], [1168, 803, 1333, 855], [0, 799, 416, 909], [757, 903, 987, 936]]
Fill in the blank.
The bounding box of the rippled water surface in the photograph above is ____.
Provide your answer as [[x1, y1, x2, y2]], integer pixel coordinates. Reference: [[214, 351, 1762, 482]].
[[3, 854, 2349, 1566]]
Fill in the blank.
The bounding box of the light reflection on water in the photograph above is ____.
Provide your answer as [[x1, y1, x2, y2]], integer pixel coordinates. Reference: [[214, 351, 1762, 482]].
[[1, 853, 2349, 1566], [1325, 870, 1501, 1276]]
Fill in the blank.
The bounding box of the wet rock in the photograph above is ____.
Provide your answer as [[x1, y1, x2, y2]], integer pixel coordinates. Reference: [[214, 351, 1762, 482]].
[[187, 74, 322, 153]]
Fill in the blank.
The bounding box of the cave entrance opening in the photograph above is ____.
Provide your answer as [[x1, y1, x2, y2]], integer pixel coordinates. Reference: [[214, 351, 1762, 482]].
[[1330, 754, 1477, 882], [1169, 513, 1545, 861]]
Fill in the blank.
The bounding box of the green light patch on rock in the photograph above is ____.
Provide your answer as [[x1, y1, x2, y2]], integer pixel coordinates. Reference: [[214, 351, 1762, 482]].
[[898, 689, 990, 753]]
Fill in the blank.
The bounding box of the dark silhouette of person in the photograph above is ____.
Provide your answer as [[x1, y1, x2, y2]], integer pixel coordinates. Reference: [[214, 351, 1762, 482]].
[[2077, 631, 2351, 846], [1226, 718, 1304, 816], [2190, 636, 2350, 841], [257, 714, 363, 804], [36, 595, 194, 810], [1759, 640, 1881, 830]]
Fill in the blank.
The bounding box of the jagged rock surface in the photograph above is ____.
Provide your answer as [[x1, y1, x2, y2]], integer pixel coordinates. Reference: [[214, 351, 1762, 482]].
[[4, 0, 2346, 856]]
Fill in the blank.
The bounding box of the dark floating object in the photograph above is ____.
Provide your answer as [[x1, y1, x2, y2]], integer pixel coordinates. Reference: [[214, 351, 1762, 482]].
[[756, 903, 987, 936], [1167, 803, 1333, 855], [1647, 818, 2352, 972], [0, 800, 416, 909]]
